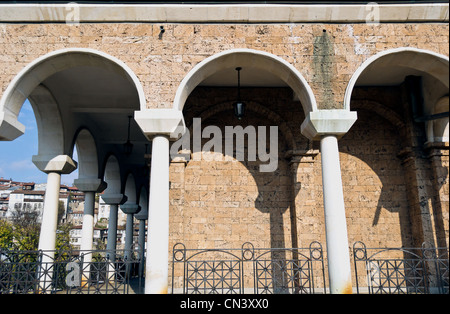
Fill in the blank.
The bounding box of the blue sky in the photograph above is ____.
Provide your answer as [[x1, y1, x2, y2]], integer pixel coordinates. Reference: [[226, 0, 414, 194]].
[[0, 100, 78, 186]]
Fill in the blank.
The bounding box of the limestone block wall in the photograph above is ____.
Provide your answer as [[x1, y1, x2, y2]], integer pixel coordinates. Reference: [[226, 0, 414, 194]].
[[0, 23, 448, 111], [167, 86, 424, 251], [0, 21, 448, 250]]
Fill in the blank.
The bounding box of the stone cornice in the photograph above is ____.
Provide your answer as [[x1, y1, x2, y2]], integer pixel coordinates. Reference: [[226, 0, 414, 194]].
[[0, 3, 448, 23]]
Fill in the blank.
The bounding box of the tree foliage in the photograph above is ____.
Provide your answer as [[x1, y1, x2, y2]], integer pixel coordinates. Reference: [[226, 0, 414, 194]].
[[0, 206, 72, 252]]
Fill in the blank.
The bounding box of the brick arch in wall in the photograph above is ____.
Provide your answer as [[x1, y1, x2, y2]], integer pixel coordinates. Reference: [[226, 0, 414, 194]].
[[185, 100, 298, 151], [176, 88, 300, 250]]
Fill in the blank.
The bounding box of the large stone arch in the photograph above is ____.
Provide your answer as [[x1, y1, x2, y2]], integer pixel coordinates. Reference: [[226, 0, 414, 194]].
[[345, 47, 449, 110], [0, 48, 146, 144], [345, 47, 449, 145], [173, 48, 317, 115]]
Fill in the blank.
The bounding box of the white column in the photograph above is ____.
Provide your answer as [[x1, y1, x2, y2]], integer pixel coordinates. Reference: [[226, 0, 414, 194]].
[[301, 110, 357, 294], [37, 172, 61, 292], [38, 172, 62, 254], [107, 204, 119, 259], [146, 135, 170, 294], [121, 204, 140, 261], [33, 154, 77, 292], [74, 179, 106, 280], [102, 193, 127, 261], [135, 206, 148, 279], [134, 108, 185, 294], [80, 191, 95, 253], [102, 198, 122, 285], [79, 191, 95, 285], [320, 135, 353, 294]]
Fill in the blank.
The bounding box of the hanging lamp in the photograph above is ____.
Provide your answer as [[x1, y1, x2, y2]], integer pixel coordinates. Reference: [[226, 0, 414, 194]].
[[233, 67, 246, 120]]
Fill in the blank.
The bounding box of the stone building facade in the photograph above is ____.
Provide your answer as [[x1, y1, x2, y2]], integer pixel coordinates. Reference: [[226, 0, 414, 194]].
[[0, 2, 448, 293]]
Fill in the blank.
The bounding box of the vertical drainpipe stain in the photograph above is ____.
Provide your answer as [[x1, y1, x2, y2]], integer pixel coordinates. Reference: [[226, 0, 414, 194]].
[[313, 29, 335, 110]]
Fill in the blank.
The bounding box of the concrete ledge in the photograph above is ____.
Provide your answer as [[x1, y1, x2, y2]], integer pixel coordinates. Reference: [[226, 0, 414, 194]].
[[120, 204, 140, 215], [0, 3, 448, 23], [0, 111, 25, 142], [135, 109, 186, 140], [32, 154, 77, 174], [301, 110, 358, 141], [74, 178, 107, 193], [101, 193, 127, 205]]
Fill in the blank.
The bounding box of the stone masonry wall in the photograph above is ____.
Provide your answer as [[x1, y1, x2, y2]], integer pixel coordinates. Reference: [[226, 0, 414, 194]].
[[0, 23, 448, 111], [0, 22, 448, 250]]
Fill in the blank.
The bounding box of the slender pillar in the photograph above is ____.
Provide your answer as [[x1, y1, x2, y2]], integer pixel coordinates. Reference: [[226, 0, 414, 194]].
[[33, 154, 77, 292], [37, 172, 61, 292], [101, 194, 125, 286], [146, 135, 170, 294], [135, 207, 148, 278], [107, 204, 118, 258], [301, 109, 357, 294], [38, 172, 62, 254], [121, 203, 140, 261], [134, 108, 186, 294], [79, 191, 95, 286], [320, 135, 352, 294], [80, 192, 95, 252], [74, 179, 106, 277], [101, 194, 126, 261]]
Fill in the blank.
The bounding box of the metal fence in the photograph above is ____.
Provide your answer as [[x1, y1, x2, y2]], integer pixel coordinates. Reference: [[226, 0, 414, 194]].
[[171, 242, 327, 294], [0, 249, 143, 294], [353, 242, 449, 294], [1, 242, 448, 294]]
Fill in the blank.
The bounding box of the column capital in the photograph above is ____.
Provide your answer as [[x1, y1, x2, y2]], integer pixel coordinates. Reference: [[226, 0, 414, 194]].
[[101, 193, 127, 205], [74, 178, 107, 193], [301, 110, 357, 141], [135, 207, 148, 220], [0, 111, 25, 141], [134, 109, 186, 141], [32, 154, 77, 174], [120, 203, 140, 215]]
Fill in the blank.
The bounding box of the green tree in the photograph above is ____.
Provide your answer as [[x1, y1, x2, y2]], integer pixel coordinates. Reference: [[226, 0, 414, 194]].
[[0, 219, 14, 250], [55, 222, 73, 252], [9, 206, 40, 251]]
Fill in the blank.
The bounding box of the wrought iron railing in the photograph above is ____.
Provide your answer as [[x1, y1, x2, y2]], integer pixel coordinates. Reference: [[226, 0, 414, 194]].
[[0, 249, 143, 294], [353, 242, 449, 294], [171, 242, 327, 294], [1, 242, 448, 294]]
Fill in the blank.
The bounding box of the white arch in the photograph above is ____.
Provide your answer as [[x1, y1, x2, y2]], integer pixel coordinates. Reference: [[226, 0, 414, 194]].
[[124, 173, 137, 204], [103, 155, 122, 195], [173, 48, 317, 114], [0, 48, 146, 141], [27, 85, 64, 157], [74, 128, 99, 179], [344, 47, 449, 110]]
